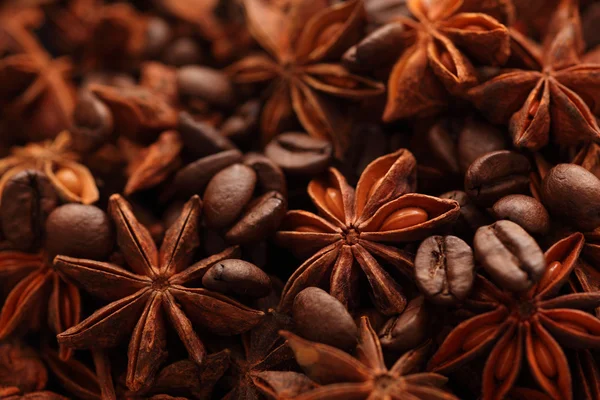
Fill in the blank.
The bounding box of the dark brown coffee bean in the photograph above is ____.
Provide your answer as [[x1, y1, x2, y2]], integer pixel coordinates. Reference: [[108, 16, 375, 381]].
[[220, 100, 261, 143], [440, 190, 490, 237], [415, 235, 474, 305], [46, 204, 114, 260], [172, 149, 243, 198], [292, 287, 358, 350], [457, 117, 506, 173], [243, 153, 287, 196], [225, 191, 287, 244], [492, 195, 550, 235], [144, 17, 171, 58], [162, 37, 204, 66], [342, 23, 407, 71], [265, 133, 332, 176], [464, 150, 531, 206], [378, 296, 430, 352], [1, 170, 58, 251], [178, 112, 236, 158], [541, 164, 600, 232], [203, 164, 257, 229], [202, 259, 271, 298], [177, 66, 234, 108], [71, 90, 114, 153], [474, 220, 545, 291]]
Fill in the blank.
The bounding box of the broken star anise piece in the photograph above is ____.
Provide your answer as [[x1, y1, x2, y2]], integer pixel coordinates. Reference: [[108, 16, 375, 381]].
[[280, 316, 458, 399], [228, 0, 385, 157], [0, 131, 99, 204], [428, 232, 600, 400], [468, 0, 600, 149], [277, 149, 460, 316], [54, 194, 265, 392]]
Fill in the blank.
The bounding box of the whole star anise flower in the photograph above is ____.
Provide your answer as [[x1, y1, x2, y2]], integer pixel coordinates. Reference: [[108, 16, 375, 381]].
[[280, 316, 458, 399], [0, 250, 81, 361], [0, 131, 99, 204], [0, 6, 75, 142], [53, 194, 265, 391], [277, 149, 460, 315], [428, 232, 600, 400], [380, 0, 511, 121], [468, 0, 600, 149], [228, 0, 385, 157]]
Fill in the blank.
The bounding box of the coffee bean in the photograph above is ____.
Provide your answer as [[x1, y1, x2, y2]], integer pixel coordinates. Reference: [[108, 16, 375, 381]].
[[474, 220, 545, 291], [243, 153, 287, 196], [415, 235, 474, 305], [71, 90, 114, 153], [202, 259, 271, 298], [492, 195, 550, 235], [265, 133, 333, 175], [292, 287, 358, 350], [378, 296, 430, 351], [162, 37, 203, 67], [177, 66, 234, 108], [178, 112, 236, 158], [143, 17, 171, 58], [440, 190, 490, 237], [172, 149, 242, 198], [541, 164, 600, 232], [203, 164, 257, 229], [220, 100, 261, 143], [225, 191, 287, 244], [457, 117, 506, 174], [464, 150, 531, 206], [0, 170, 58, 251], [342, 23, 407, 71], [46, 204, 114, 260]]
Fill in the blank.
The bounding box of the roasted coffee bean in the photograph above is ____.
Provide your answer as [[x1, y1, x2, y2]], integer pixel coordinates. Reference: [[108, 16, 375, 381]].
[[143, 17, 171, 58], [265, 133, 333, 176], [342, 23, 407, 71], [202, 259, 271, 298], [0, 170, 58, 251], [464, 150, 531, 206], [203, 164, 257, 229], [71, 90, 114, 153], [162, 37, 203, 66], [474, 220, 545, 291], [172, 149, 243, 198], [415, 235, 474, 305], [220, 100, 261, 143], [378, 296, 430, 352], [541, 164, 600, 232], [243, 153, 287, 196], [177, 66, 234, 108], [225, 191, 287, 244], [293, 287, 358, 350], [440, 190, 490, 237], [491, 195, 550, 235], [457, 117, 506, 173], [178, 112, 236, 158], [46, 204, 114, 260]]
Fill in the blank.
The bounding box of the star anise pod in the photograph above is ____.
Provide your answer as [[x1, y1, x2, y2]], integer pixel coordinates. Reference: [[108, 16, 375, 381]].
[[277, 149, 459, 315], [280, 316, 457, 399], [53, 194, 265, 391], [0, 131, 99, 204], [0, 251, 81, 360], [427, 232, 600, 400], [377, 0, 511, 121], [228, 0, 385, 157], [468, 0, 600, 149], [0, 6, 75, 142]]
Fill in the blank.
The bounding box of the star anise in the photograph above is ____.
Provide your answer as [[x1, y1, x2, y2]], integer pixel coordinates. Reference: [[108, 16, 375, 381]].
[[280, 316, 457, 399], [379, 0, 511, 121], [427, 232, 600, 400], [53, 194, 265, 391], [0, 131, 99, 204], [0, 6, 75, 142], [0, 251, 80, 360], [277, 149, 459, 315], [228, 0, 385, 157], [468, 0, 600, 150]]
